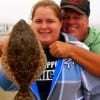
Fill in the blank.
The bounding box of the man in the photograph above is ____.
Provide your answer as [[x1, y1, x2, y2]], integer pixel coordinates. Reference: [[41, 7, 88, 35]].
[[58, 0, 100, 76]]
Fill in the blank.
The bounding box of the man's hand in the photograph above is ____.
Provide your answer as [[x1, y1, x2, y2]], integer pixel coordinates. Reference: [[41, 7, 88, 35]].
[[49, 41, 73, 58]]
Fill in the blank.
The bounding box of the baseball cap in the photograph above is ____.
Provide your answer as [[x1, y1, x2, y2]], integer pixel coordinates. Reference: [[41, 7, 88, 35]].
[[60, 0, 90, 16]]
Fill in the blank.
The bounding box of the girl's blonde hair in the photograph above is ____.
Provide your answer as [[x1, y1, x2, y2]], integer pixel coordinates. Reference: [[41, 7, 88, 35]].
[[30, 0, 62, 21]]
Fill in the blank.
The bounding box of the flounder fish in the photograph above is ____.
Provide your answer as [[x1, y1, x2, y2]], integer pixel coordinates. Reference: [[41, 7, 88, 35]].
[[1, 19, 47, 100]]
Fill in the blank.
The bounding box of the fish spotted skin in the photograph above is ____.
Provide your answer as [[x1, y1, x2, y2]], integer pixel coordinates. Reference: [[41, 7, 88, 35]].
[[1, 19, 47, 100]]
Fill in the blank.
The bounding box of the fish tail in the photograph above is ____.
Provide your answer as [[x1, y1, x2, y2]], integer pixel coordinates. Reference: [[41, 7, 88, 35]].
[[14, 90, 32, 100]]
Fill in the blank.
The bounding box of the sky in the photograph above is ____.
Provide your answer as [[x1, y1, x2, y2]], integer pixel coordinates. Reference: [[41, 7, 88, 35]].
[[0, 0, 100, 26]]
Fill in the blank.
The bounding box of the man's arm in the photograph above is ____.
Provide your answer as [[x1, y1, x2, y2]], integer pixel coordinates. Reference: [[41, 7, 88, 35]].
[[49, 41, 100, 77]]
